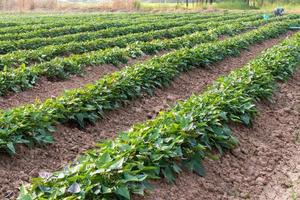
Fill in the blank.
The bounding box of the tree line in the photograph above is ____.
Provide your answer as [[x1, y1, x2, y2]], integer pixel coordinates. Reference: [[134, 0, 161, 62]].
[[147, 0, 300, 7]]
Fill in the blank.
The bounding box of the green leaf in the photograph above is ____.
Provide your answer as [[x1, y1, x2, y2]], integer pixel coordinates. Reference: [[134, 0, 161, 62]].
[[109, 157, 124, 170], [240, 113, 251, 125], [123, 173, 147, 183], [67, 182, 81, 194], [34, 129, 54, 144], [17, 186, 33, 200], [184, 154, 205, 177], [220, 111, 228, 121], [193, 161, 205, 177], [75, 113, 85, 128], [101, 185, 112, 194], [6, 142, 16, 155], [115, 186, 130, 200], [132, 186, 145, 196], [162, 166, 175, 183], [172, 163, 182, 174], [97, 152, 112, 167], [47, 125, 56, 132]]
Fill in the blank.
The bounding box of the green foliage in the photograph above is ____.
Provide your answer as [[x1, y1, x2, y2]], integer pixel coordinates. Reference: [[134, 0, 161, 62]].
[[0, 12, 193, 36], [134, 0, 142, 10], [0, 17, 298, 155], [18, 28, 300, 200], [142, 0, 300, 10], [0, 12, 256, 68], [0, 14, 141, 37], [0, 12, 222, 54], [215, 0, 258, 10], [0, 12, 201, 36], [0, 14, 266, 96]]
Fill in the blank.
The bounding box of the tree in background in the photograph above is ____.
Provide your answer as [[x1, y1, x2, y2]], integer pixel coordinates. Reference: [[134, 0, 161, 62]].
[[1, 0, 300, 10], [0, 0, 58, 10], [143, 0, 300, 7]]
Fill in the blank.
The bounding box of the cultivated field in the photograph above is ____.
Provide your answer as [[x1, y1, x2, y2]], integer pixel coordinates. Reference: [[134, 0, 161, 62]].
[[0, 12, 299, 200]]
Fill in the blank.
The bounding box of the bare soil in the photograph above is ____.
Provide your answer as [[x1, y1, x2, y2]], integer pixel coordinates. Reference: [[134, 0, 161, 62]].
[[141, 69, 300, 200], [0, 33, 294, 199]]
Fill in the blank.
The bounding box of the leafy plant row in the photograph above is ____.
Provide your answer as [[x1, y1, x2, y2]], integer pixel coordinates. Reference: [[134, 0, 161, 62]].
[[0, 15, 273, 96], [0, 14, 134, 35], [0, 13, 209, 41], [0, 12, 162, 29], [0, 12, 200, 35], [0, 12, 199, 29], [0, 14, 265, 69], [0, 15, 200, 53], [0, 20, 297, 155], [18, 29, 300, 200], [0, 13, 256, 54], [0, 15, 106, 28]]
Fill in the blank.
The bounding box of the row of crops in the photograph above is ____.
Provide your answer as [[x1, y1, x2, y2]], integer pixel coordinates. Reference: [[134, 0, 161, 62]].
[[0, 13, 255, 53], [0, 16, 298, 153], [0, 15, 298, 154], [18, 23, 300, 200], [1, 15, 289, 95], [0, 16, 298, 95], [0, 14, 263, 67], [0, 13, 223, 41], [0, 11, 298, 200], [0, 12, 198, 29]]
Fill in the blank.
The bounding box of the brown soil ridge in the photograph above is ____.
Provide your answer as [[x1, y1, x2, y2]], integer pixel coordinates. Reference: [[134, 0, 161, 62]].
[[140, 69, 300, 200], [0, 33, 293, 199]]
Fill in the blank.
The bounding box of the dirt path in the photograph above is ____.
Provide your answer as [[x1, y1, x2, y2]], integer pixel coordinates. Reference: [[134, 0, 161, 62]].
[[140, 68, 300, 200], [0, 33, 293, 199], [259, 150, 300, 200]]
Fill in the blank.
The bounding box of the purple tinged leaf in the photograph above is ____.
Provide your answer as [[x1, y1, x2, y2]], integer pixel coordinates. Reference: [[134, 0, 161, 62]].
[[38, 171, 52, 180], [67, 182, 81, 194]]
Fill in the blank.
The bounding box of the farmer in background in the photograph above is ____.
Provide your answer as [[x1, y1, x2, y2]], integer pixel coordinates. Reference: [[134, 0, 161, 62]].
[[274, 7, 284, 16]]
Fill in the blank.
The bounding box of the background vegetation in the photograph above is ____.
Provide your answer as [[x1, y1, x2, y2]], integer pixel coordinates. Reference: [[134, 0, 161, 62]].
[[0, 0, 299, 12], [142, 0, 300, 10]]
